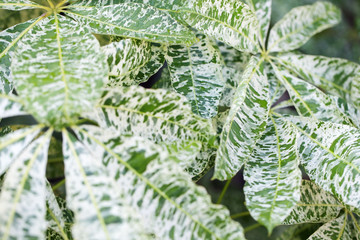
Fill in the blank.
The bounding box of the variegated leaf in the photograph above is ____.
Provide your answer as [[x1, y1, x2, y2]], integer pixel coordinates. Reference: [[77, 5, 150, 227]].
[[0, 18, 44, 94], [62, 129, 149, 240], [265, 62, 285, 106], [267, 2, 341, 52], [161, 140, 202, 168], [133, 43, 165, 85], [66, 3, 196, 45], [217, 41, 250, 107], [102, 38, 152, 86], [11, 15, 107, 128], [244, 0, 271, 48], [152, 66, 172, 90], [0, 125, 42, 175], [166, 34, 224, 118], [91, 86, 216, 144], [0, 96, 27, 118], [244, 116, 301, 233], [275, 223, 322, 240], [181, 0, 260, 53], [275, 53, 360, 105], [283, 180, 343, 224], [0, 129, 52, 240], [272, 65, 354, 125], [74, 125, 246, 240], [286, 116, 360, 210], [308, 214, 352, 240], [214, 57, 269, 180], [0, 0, 42, 10], [70, 0, 183, 10]]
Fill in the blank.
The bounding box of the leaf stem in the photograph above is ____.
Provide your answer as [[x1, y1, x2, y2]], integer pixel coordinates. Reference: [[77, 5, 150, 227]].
[[216, 179, 231, 204], [244, 223, 262, 233], [231, 212, 250, 219], [52, 178, 65, 191]]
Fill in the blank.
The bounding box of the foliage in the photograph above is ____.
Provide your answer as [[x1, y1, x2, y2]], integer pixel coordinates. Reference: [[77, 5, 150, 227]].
[[0, 0, 359, 239]]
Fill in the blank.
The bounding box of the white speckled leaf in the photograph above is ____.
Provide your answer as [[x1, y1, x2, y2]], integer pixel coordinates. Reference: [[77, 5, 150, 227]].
[[268, 2, 341, 52], [0, 96, 27, 118], [275, 53, 360, 106], [11, 15, 107, 128], [216, 41, 250, 107], [333, 96, 360, 128], [244, 116, 301, 233], [283, 180, 343, 225], [62, 129, 149, 240], [66, 3, 196, 45], [265, 62, 285, 106], [103, 38, 151, 86], [45, 181, 66, 237], [166, 34, 224, 118], [181, 0, 260, 53], [245, 0, 272, 48], [92, 86, 216, 144], [161, 140, 202, 168], [0, 0, 42, 10], [308, 214, 352, 240], [272, 65, 353, 125], [214, 57, 269, 180], [0, 18, 43, 94], [286, 116, 360, 210], [275, 223, 322, 240], [0, 129, 52, 240], [0, 125, 42, 175], [73, 125, 246, 240]]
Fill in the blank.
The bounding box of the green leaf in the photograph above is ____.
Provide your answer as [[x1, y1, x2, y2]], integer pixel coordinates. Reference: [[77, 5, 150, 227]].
[[272, 65, 354, 125], [152, 66, 172, 90], [91, 86, 216, 145], [0, 125, 42, 175], [62, 129, 149, 240], [103, 38, 152, 86], [267, 2, 341, 52], [11, 15, 107, 128], [214, 57, 269, 180], [161, 140, 202, 168], [181, 0, 260, 53], [0, 0, 43, 10], [275, 53, 360, 106], [66, 3, 197, 45], [73, 125, 246, 240], [244, 116, 301, 233], [244, 0, 272, 48], [0, 129, 52, 240], [307, 214, 352, 240], [0, 18, 44, 94], [286, 116, 360, 210], [166, 34, 224, 118], [265, 62, 285, 106], [283, 180, 343, 224]]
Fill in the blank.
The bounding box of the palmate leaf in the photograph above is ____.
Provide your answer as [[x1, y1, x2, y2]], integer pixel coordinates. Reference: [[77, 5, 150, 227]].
[[65, 3, 196, 45], [181, 0, 260, 53], [275, 53, 360, 106], [308, 214, 352, 240], [244, 0, 272, 48], [0, 17, 45, 94], [73, 125, 246, 240], [265, 62, 285, 106], [62, 129, 150, 240], [90, 86, 215, 144], [271, 64, 354, 125], [0, 125, 42, 175], [11, 15, 107, 128], [0, 129, 52, 239], [0, 96, 27, 118], [0, 0, 43, 10], [214, 57, 269, 180], [284, 116, 360, 210], [166, 34, 224, 118], [267, 2, 341, 52], [102, 38, 152, 86], [244, 116, 301, 233], [283, 180, 343, 225]]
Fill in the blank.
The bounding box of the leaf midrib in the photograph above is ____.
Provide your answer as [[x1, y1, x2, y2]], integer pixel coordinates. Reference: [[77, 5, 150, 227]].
[[76, 127, 223, 240]]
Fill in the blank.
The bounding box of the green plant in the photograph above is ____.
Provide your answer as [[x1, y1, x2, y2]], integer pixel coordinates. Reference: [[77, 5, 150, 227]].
[[0, 0, 359, 239]]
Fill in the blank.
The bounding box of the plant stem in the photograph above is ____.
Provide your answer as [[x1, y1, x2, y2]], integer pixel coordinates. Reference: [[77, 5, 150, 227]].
[[244, 223, 262, 233], [216, 179, 231, 204], [52, 178, 65, 191], [231, 212, 250, 219]]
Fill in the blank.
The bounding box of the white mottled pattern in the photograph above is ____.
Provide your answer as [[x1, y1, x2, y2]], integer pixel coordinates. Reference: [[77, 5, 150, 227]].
[[244, 116, 301, 233], [268, 2, 341, 52], [283, 180, 343, 225], [214, 57, 270, 180], [0, 0, 41, 10], [308, 214, 352, 240], [0, 130, 52, 240], [0, 96, 27, 118]]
